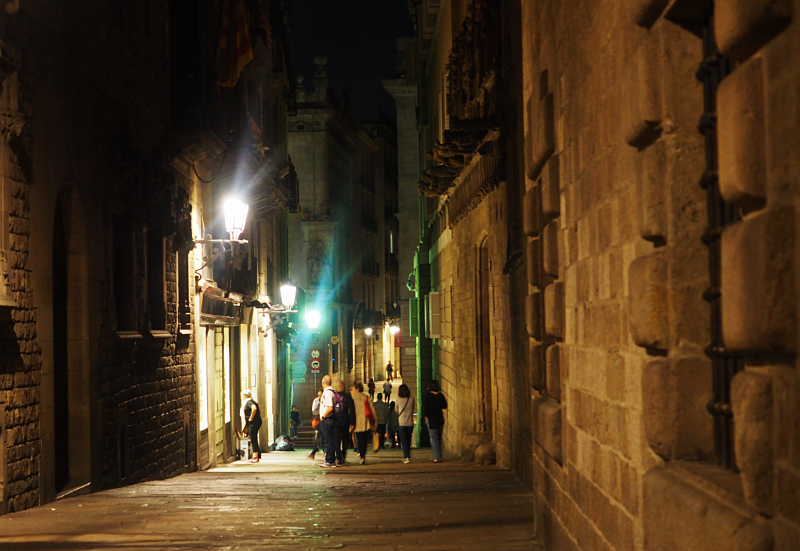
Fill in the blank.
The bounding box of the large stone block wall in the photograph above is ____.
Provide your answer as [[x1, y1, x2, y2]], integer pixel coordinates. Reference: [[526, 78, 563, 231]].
[[516, 1, 800, 550], [1, 2, 197, 514]]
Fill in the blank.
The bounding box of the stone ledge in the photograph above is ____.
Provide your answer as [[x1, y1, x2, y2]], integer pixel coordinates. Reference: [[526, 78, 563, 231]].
[[643, 462, 772, 551]]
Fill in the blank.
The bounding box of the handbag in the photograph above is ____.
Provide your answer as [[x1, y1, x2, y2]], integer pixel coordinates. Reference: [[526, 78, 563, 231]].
[[312, 417, 320, 429], [372, 430, 380, 452], [364, 399, 376, 426]]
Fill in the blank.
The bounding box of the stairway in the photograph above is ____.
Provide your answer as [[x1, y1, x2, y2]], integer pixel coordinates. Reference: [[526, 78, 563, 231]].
[[293, 426, 316, 449]]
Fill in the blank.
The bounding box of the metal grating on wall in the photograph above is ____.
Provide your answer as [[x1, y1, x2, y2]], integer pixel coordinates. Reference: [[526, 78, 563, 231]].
[[697, 11, 744, 471]]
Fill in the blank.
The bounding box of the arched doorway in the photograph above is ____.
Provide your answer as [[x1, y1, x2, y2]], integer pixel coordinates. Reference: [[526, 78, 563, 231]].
[[477, 239, 493, 434], [38, 191, 92, 500]]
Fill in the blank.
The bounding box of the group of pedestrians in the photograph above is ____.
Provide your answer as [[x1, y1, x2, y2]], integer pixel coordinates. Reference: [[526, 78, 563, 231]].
[[307, 375, 447, 466]]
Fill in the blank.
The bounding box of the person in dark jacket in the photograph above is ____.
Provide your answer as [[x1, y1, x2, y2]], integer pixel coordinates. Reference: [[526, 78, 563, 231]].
[[241, 390, 262, 463], [422, 380, 448, 462], [333, 380, 356, 465]]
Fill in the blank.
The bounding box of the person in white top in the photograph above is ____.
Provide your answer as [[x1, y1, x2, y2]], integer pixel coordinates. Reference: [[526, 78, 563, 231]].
[[318, 375, 337, 467], [395, 383, 416, 463], [309, 389, 324, 460]]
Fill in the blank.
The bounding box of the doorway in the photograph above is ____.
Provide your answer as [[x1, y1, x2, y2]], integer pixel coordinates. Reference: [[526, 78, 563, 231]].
[[477, 240, 493, 433], [52, 202, 69, 492]]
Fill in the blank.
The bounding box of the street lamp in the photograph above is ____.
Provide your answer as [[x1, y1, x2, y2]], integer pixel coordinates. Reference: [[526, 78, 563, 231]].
[[389, 322, 400, 335], [279, 281, 297, 310], [223, 199, 249, 241], [305, 310, 321, 329], [364, 327, 373, 336], [194, 199, 250, 245]]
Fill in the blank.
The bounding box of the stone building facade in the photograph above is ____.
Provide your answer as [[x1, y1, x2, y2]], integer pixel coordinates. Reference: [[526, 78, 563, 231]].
[[288, 57, 402, 412], [403, 0, 800, 550], [0, 0, 296, 514]]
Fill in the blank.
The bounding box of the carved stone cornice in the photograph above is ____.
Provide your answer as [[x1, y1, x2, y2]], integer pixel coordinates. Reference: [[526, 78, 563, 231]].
[[447, 131, 504, 227]]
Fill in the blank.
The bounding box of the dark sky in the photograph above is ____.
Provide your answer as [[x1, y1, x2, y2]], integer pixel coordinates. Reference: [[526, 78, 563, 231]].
[[289, 0, 415, 122]]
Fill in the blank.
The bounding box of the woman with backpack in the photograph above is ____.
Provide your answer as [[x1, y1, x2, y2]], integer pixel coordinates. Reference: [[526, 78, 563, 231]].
[[395, 384, 415, 463], [333, 380, 355, 466], [351, 382, 376, 464]]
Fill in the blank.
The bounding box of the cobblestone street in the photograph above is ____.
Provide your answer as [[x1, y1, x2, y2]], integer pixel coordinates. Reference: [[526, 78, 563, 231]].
[[0, 449, 539, 551]]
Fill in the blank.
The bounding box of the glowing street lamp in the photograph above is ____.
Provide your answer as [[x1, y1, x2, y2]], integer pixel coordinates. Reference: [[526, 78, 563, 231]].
[[223, 199, 249, 241], [389, 322, 400, 335], [305, 310, 321, 329], [279, 281, 297, 310], [364, 327, 373, 336]]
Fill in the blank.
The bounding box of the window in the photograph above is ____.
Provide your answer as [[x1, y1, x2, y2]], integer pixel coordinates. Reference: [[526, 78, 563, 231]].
[[146, 228, 166, 331], [113, 215, 136, 332]]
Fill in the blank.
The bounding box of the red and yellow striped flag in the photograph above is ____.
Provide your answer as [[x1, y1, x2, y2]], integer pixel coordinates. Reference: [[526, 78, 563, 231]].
[[216, 0, 253, 88]]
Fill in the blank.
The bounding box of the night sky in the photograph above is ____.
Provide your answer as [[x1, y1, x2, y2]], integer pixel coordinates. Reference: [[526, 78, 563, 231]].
[[289, 0, 415, 122]]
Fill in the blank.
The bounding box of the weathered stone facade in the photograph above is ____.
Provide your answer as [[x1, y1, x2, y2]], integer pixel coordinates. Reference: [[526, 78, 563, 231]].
[[404, 0, 800, 549], [0, 0, 197, 514]]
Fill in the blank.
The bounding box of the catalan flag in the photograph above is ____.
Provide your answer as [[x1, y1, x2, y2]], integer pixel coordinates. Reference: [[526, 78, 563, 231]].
[[216, 0, 253, 88], [257, 3, 273, 56]]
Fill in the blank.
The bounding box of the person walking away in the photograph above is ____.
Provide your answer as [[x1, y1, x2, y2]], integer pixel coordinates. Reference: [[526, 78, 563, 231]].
[[374, 393, 389, 450], [289, 405, 300, 439], [367, 378, 376, 401], [333, 380, 355, 466], [351, 382, 376, 464], [422, 380, 448, 462], [385, 362, 394, 382], [396, 384, 416, 463], [383, 379, 392, 403], [309, 390, 324, 460], [318, 375, 337, 467], [386, 401, 398, 448], [241, 390, 262, 463]]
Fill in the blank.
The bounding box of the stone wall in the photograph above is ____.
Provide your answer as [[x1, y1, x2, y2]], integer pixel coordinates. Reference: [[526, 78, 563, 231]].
[[517, 1, 800, 550], [0, 1, 196, 514]]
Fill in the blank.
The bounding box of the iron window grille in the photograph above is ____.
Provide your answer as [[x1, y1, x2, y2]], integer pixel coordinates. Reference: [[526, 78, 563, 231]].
[[697, 10, 744, 471]]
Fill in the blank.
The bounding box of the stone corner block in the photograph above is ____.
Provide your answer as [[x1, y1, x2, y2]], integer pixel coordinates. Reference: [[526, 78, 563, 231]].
[[623, 32, 664, 150], [629, 249, 669, 350], [721, 207, 797, 354], [526, 237, 540, 289], [523, 185, 541, 237], [644, 465, 774, 551], [631, 0, 670, 27], [542, 220, 559, 277], [716, 0, 792, 61], [526, 92, 555, 180], [545, 344, 561, 402], [532, 395, 562, 464], [543, 281, 564, 339], [637, 140, 668, 244], [526, 292, 542, 338], [643, 357, 714, 461], [731, 369, 774, 516], [717, 56, 767, 212], [541, 155, 561, 219], [530, 338, 545, 392]]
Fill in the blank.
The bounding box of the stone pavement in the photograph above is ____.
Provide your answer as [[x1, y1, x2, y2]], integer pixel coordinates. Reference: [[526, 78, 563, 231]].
[[0, 448, 541, 551]]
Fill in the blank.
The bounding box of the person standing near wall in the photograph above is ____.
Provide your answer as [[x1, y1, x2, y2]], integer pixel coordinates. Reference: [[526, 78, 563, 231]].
[[395, 384, 415, 463], [385, 362, 394, 382], [240, 390, 262, 463], [422, 380, 448, 463]]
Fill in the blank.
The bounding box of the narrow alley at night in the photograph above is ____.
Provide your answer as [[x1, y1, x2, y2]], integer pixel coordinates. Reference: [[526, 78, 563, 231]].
[[0, 1, 798, 550]]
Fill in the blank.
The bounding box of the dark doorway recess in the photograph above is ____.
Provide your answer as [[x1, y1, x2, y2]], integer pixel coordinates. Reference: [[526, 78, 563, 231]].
[[52, 201, 69, 492]]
